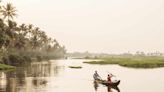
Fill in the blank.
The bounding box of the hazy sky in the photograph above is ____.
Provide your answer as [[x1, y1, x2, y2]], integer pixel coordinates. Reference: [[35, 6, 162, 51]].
[[4, 0, 164, 53]]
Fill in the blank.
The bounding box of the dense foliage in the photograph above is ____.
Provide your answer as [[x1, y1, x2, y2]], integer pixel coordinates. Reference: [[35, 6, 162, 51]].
[[0, 2, 66, 66]]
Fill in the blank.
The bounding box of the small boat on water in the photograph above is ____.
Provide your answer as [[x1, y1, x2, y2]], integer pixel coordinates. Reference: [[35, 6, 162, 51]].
[[94, 80, 120, 92], [94, 79, 120, 87]]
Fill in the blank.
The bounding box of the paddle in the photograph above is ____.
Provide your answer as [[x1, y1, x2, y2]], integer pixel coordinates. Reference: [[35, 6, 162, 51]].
[[111, 73, 116, 77], [106, 71, 119, 82], [99, 76, 103, 81], [106, 71, 116, 77]]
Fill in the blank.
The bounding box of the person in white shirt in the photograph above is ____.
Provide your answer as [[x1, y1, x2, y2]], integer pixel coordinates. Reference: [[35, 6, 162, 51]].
[[93, 71, 101, 80]]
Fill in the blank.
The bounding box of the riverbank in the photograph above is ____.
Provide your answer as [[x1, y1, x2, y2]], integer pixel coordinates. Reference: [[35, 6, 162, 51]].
[[0, 64, 15, 70], [1, 51, 64, 66], [69, 66, 82, 69], [83, 56, 164, 68]]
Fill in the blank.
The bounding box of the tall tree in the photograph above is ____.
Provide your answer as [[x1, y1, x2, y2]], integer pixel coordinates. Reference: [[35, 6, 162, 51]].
[[1, 3, 17, 48], [1, 3, 17, 22]]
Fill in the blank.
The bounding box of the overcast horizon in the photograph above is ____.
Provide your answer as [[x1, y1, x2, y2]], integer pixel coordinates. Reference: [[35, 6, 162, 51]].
[[4, 0, 164, 53]]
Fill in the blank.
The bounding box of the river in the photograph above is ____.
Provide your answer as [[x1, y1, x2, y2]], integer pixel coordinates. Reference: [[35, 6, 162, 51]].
[[0, 59, 164, 92]]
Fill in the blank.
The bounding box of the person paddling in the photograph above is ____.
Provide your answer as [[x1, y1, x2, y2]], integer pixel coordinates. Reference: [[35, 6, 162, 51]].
[[107, 74, 113, 83], [93, 71, 101, 80]]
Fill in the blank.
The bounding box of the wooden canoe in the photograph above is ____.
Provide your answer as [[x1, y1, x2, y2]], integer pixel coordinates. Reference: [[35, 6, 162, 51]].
[[95, 80, 120, 87]]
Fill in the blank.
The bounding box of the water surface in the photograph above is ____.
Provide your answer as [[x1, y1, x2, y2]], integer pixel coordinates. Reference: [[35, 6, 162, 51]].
[[0, 59, 164, 92]]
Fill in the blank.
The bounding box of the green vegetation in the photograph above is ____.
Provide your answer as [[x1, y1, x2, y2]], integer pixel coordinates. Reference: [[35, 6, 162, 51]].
[[83, 56, 164, 68], [0, 1, 66, 69], [0, 63, 15, 70], [69, 66, 82, 69]]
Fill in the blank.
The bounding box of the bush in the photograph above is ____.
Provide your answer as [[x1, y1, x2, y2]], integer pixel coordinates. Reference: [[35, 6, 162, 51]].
[[8, 54, 24, 66], [23, 55, 32, 62], [36, 55, 42, 61], [2, 56, 10, 65]]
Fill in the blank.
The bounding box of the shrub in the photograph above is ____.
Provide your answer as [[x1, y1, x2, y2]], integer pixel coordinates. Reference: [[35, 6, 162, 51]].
[[8, 54, 24, 66]]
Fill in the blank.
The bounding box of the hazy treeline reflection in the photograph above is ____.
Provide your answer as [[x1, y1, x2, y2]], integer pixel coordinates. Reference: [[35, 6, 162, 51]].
[[0, 61, 64, 92]]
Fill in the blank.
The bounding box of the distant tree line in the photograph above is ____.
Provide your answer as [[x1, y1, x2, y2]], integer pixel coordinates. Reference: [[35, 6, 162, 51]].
[[0, 1, 66, 66]]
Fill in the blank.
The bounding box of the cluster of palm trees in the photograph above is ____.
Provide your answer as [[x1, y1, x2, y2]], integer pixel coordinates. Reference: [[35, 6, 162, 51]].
[[0, 2, 66, 62]]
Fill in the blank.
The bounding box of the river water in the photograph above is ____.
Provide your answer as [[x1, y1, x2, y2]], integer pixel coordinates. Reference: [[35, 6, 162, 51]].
[[0, 59, 164, 92]]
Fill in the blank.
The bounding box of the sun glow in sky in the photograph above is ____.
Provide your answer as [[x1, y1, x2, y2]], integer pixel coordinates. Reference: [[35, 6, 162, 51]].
[[4, 0, 164, 53]]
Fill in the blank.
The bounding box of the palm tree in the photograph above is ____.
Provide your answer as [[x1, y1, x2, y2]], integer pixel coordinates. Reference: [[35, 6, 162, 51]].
[[1, 3, 17, 22], [19, 23, 27, 36], [1, 3, 17, 48]]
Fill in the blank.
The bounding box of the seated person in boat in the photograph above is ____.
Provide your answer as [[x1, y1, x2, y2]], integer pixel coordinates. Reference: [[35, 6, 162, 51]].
[[93, 71, 101, 80], [107, 74, 113, 83]]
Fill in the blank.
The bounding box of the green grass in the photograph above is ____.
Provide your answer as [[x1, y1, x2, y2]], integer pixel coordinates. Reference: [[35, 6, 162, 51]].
[[69, 66, 82, 69], [0, 64, 15, 70], [83, 56, 164, 68]]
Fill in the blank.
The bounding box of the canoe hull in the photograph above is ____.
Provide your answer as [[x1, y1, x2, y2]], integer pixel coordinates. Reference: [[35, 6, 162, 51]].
[[102, 80, 120, 86], [95, 80, 120, 87]]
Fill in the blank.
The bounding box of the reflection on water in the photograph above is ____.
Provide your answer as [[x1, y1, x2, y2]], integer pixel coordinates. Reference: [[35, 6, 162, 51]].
[[108, 86, 120, 92], [93, 81, 120, 92], [93, 81, 99, 91], [0, 61, 64, 92], [0, 59, 164, 92]]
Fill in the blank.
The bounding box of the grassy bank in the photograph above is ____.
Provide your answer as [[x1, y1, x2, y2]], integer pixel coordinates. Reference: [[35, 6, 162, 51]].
[[0, 49, 65, 66], [69, 66, 82, 69], [0, 64, 15, 70], [83, 56, 164, 68]]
